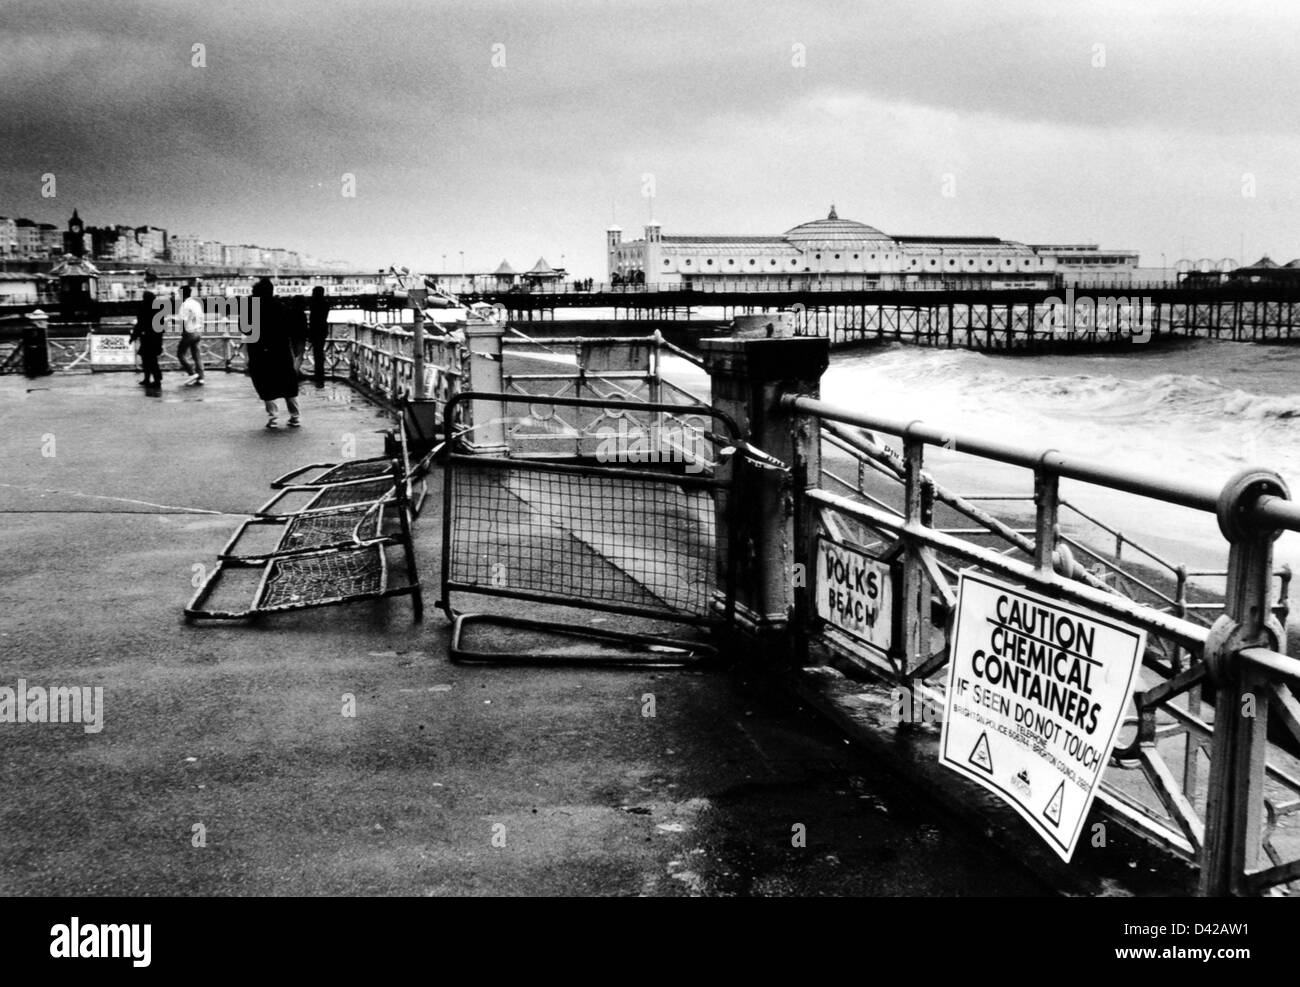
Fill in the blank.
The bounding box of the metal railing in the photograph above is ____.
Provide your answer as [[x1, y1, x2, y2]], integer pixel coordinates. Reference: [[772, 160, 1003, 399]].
[[345, 321, 467, 406], [465, 278, 1179, 296], [785, 392, 1300, 896], [10, 319, 701, 430], [499, 331, 706, 411]]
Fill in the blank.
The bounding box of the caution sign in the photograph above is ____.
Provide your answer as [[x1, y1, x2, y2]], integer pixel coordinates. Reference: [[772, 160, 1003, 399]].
[[939, 571, 1144, 861], [88, 333, 135, 369], [815, 537, 893, 654]]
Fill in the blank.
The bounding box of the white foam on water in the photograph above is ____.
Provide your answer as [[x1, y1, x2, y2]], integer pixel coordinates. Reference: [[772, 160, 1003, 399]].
[[818, 341, 1300, 575]]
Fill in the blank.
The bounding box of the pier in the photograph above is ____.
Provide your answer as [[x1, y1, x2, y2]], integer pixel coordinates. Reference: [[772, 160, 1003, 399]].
[[462, 280, 1300, 350], [11, 279, 1300, 372]]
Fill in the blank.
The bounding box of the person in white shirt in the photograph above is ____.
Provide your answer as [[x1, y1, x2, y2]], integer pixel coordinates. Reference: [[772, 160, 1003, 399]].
[[175, 285, 206, 385]]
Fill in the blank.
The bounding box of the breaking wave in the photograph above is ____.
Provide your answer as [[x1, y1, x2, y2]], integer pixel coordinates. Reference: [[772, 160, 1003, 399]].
[[820, 342, 1300, 570]]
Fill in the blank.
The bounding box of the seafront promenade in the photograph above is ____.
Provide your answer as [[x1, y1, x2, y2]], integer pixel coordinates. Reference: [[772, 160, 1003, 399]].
[[9, 303, 1300, 895], [0, 371, 1081, 896]]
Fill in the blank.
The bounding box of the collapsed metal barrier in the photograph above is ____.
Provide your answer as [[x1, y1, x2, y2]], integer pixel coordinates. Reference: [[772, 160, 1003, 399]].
[[782, 392, 1300, 896], [185, 418, 427, 622], [437, 391, 743, 665]]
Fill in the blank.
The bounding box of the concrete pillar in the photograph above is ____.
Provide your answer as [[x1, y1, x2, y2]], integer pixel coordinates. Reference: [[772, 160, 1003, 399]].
[[463, 313, 508, 454], [700, 335, 829, 660], [409, 288, 427, 400]]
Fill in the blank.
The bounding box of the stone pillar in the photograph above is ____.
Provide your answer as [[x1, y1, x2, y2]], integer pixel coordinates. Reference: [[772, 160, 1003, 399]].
[[463, 313, 508, 454], [409, 288, 427, 400], [700, 335, 830, 660]]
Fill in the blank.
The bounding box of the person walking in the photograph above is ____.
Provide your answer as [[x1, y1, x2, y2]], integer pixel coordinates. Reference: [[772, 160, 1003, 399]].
[[131, 290, 164, 387], [308, 285, 330, 388], [245, 278, 300, 428], [175, 284, 206, 385], [287, 295, 309, 378]]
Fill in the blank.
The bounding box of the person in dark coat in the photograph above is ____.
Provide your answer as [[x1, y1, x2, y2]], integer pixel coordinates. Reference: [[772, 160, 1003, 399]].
[[287, 294, 309, 378], [246, 278, 301, 428], [131, 290, 164, 387], [308, 285, 330, 388]]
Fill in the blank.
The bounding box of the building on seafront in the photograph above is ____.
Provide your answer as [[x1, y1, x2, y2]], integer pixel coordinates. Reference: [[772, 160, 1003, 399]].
[[606, 207, 1140, 289]]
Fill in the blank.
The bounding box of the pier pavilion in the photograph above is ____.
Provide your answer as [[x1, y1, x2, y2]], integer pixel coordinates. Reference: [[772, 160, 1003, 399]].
[[607, 206, 1139, 291]]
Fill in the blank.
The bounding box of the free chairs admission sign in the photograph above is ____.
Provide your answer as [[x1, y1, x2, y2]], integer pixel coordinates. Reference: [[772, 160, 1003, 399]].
[[939, 571, 1145, 861]]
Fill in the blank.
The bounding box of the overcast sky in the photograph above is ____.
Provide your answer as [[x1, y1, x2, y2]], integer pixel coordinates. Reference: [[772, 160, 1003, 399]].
[[2, 0, 1297, 275]]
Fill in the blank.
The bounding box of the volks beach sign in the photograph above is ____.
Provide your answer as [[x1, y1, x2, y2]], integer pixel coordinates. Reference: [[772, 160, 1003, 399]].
[[815, 537, 893, 654], [939, 571, 1144, 861]]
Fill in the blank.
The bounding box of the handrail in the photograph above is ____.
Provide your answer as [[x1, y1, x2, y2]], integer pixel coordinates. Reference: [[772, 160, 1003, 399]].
[[464, 279, 1192, 296], [807, 487, 1210, 647], [786, 393, 1300, 532], [787, 385, 1300, 894]]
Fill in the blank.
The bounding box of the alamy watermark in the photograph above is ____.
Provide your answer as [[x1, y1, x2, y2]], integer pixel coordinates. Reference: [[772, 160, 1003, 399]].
[[1040, 288, 1155, 342], [593, 420, 709, 474], [0, 679, 104, 733], [149, 294, 263, 342], [50, 917, 150, 967]]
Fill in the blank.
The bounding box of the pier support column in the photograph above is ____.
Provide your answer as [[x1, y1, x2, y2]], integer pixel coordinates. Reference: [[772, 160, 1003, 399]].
[[700, 335, 830, 663]]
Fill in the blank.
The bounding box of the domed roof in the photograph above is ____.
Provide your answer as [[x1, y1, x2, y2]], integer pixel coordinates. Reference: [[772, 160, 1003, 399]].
[[785, 206, 891, 244]]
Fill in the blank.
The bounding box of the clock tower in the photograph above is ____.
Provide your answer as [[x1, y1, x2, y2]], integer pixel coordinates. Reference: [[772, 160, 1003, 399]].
[[64, 209, 86, 257]]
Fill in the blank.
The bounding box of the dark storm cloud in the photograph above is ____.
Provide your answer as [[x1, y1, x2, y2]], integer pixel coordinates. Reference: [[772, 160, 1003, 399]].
[[1, 0, 1296, 271]]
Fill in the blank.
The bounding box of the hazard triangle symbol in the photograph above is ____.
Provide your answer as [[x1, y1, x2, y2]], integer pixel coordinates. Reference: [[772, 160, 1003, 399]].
[[1043, 781, 1065, 827], [968, 732, 993, 774]]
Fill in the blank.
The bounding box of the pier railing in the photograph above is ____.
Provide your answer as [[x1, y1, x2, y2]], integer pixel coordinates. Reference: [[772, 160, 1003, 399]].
[[334, 322, 708, 455], [466, 278, 1180, 296], [817, 414, 1262, 670], [343, 321, 467, 406], [781, 387, 1300, 895], [5, 316, 703, 430]]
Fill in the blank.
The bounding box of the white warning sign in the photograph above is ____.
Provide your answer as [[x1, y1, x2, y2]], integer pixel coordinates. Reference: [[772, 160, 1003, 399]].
[[815, 537, 893, 654], [88, 333, 135, 368], [939, 571, 1145, 861]]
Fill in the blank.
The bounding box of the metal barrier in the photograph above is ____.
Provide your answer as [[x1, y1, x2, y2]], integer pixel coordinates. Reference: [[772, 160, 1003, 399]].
[[345, 321, 466, 405], [500, 331, 706, 411], [818, 424, 1293, 629], [437, 391, 742, 665], [782, 391, 1300, 895]]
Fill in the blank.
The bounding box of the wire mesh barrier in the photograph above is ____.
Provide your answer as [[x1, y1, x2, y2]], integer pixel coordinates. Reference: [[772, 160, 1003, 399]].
[[438, 392, 743, 665], [448, 460, 718, 617], [186, 419, 427, 621], [783, 392, 1300, 895], [259, 544, 389, 610], [218, 504, 385, 561], [273, 457, 398, 486]]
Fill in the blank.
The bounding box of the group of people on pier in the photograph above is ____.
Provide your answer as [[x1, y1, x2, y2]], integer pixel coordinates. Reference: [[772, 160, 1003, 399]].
[[129, 280, 331, 428]]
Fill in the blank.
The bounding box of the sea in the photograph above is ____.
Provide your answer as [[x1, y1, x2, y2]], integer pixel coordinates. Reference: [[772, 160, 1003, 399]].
[[660, 336, 1300, 582]]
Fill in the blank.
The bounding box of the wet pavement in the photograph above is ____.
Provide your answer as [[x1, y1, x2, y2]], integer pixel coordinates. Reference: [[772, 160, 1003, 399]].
[[0, 370, 1053, 895]]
